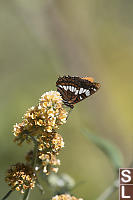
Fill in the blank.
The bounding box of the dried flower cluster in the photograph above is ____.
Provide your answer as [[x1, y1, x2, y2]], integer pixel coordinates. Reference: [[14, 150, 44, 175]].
[[38, 131, 64, 174], [4, 89, 82, 200], [5, 91, 68, 195], [25, 149, 61, 175], [13, 91, 68, 145], [4, 89, 85, 200], [37, 132, 64, 153], [25, 132, 64, 175], [5, 163, 36, 193], [52, 194, 83, 200]]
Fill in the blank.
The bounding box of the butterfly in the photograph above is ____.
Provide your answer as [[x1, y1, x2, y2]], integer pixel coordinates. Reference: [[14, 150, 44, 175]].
[[56, 75, 100, 109]]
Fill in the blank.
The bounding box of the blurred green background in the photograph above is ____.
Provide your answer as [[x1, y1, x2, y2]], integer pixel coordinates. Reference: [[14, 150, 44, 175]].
[[0, 0, 133, 199]]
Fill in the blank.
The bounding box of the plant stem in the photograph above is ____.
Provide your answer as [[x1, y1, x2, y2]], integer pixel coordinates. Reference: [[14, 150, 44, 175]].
[[22, 136, 38, 200], [31, 136, 38, 168], [1, 190, 12, 200], [36, 179, 45, 195], [96, 179, 119, 200], [22, 189, 30, 200]]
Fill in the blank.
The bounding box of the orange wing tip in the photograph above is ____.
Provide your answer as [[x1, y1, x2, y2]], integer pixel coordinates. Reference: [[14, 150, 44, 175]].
[[82, 77, 94, 83]]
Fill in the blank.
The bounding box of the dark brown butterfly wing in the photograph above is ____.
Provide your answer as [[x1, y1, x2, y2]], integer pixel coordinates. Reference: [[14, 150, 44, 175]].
[[56, 75, 100, 108]]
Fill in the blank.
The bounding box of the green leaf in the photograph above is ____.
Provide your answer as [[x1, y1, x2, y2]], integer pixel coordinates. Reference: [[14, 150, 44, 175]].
[[82, 129, 124, 173]]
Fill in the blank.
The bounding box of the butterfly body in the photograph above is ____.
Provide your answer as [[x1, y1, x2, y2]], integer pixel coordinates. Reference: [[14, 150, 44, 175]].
[[56, 75, 100, 108]]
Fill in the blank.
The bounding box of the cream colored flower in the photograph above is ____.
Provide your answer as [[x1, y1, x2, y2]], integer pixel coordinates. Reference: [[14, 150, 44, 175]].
[[5, 163, 36, 193], [13, 91, 68, 144], [37, 132, 64, 153], [52, 194, 83, 200]]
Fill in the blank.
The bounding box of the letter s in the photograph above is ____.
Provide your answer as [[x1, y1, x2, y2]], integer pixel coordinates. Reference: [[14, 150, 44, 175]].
[[121, 170, 131, 183]]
